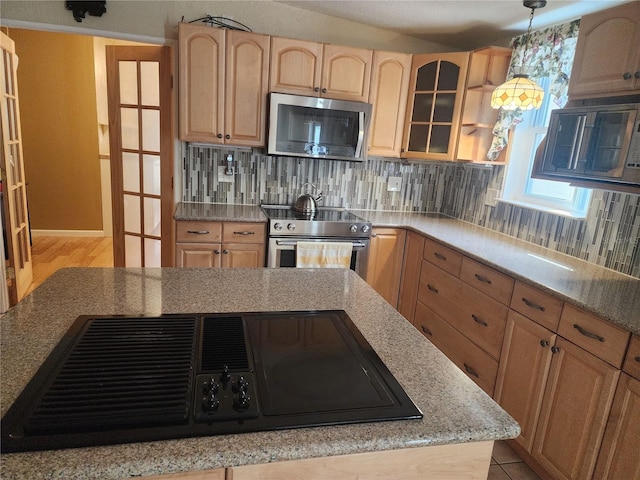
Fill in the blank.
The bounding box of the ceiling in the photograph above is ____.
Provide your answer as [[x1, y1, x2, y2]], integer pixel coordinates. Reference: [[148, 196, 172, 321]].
[[276, 0, 632, 50]]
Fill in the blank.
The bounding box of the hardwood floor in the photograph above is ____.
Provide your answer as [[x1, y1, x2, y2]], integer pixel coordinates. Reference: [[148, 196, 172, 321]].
[[27, 236, 113, 295]]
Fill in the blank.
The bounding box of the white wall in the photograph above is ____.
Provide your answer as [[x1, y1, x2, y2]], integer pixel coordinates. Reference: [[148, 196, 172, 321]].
[[0, 0, 454, 53]]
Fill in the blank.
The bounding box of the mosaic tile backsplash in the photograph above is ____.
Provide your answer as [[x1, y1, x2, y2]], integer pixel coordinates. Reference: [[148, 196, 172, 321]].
[[183, 145, 640, 278]]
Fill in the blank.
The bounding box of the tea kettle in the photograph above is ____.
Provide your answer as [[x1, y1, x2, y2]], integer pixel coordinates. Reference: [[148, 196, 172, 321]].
[[294, 183, 323, 214]]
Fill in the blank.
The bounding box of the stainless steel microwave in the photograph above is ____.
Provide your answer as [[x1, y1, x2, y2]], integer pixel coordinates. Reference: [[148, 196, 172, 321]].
[[267, 93, 372, 161], [537, 102, 640, 186]]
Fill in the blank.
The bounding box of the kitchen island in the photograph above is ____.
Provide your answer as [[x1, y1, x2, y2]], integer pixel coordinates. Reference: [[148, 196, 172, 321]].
[[0, 268, 519, 479]]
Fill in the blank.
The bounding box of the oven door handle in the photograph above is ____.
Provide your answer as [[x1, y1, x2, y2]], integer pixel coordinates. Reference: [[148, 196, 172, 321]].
[[275, 240, 368, 249]]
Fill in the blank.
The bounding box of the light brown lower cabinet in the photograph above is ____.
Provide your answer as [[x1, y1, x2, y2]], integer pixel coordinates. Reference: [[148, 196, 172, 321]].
[[397, 230, 425, 323], [365, 228, 406, 307]]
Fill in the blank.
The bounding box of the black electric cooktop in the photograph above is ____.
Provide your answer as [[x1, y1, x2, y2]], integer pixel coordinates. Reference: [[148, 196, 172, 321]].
[[1, 310, 422, 453]]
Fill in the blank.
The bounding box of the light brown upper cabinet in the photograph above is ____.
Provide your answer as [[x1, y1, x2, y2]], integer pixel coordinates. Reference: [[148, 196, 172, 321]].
[[569, 1, 640, 98], [179, 24, 270, 146], [368, 51, 412, 157], [458, 46, 511, 164], [402, 52, 470, 161], [270, 38, 372, 102]]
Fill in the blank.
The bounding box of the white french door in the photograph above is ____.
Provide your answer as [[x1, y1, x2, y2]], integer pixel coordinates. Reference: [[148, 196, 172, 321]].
[[106, 46, 173, 267], [0, 31, 33, 304]]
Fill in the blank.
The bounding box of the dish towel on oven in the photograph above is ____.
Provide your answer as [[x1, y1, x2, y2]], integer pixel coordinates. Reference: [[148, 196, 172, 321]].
[[296, 241, 352, 268]]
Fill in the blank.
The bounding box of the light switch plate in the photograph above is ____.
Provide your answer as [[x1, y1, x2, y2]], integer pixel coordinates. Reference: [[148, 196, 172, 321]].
[[387, 176, 402, 192], [218, 166, 234, 183]]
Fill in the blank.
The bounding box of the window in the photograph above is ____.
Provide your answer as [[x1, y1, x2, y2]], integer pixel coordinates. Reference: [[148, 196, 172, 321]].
[[499, 78, 592, 218]]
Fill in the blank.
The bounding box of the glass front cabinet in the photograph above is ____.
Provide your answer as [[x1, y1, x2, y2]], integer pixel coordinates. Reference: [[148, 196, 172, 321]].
[[402, 52, 470, 161]]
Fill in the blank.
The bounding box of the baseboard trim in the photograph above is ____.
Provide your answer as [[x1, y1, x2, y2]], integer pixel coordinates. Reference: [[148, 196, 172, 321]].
[[31, 230, 107, 238]]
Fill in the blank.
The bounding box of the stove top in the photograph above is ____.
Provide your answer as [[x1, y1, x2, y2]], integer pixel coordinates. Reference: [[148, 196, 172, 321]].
[[1, 311, 422, 453], [262, 206, 372, 238]]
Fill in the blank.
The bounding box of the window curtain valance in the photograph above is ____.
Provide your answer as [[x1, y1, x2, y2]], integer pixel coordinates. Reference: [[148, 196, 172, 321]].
[[487, 19, 580, 161]]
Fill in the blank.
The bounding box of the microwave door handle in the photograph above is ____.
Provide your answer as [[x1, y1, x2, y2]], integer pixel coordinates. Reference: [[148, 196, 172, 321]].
[[569, 115, 586, 170], [354, 111, 365, 158], [575, 114, 595, 171]]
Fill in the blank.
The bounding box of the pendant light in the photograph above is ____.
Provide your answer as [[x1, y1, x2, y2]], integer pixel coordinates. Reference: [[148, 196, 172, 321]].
[[491, 0, 547, 110]]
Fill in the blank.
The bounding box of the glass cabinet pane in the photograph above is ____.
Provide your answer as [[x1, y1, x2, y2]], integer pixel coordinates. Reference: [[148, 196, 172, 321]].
[[438, 62, 460, 90], [408, 125, 429, 152], [416, 62, 437, 91], [429, 126, 451, 153], [433, 93, 455, 122], [412, 94, 433, 122]]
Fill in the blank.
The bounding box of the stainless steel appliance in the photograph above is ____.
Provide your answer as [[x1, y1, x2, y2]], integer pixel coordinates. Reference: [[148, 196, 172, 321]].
[[1, 310, 422, 452], [262, 205, 372, 278], [267, 93, 372, 161], [536, 101, 640, 186]]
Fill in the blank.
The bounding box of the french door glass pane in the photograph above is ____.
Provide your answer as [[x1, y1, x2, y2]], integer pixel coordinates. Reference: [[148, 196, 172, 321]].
[[140, 62, 159, 107], [142, 109, 160, 152], [143, 154, 161, 195], [144, 238, 161, 267], [123, 193, 141, 234], [119, 61, 138, 104], [143, 197, 161, 237], [122, 152, 140, 192], [120, 107, 139, 149], [125, 235, 142, 267]]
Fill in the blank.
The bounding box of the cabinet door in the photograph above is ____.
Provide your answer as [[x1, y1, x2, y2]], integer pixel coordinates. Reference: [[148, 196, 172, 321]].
[[225, 30, 270, 146], [532, 337, 620, 480], [366, 228, 406, 308], [222, 243, 265, 268], [178, 23, 225, 143], [403, 52, 469, 161], [368, 51, 412, 157], [321, 44, 373, 102], [494, 311, 556, 452], [176, 243, 221, 268], [270, 37, 323, 96], [569, 1, 640, 97], [397, 230, 425, 323], [593, 373, 640, 479]]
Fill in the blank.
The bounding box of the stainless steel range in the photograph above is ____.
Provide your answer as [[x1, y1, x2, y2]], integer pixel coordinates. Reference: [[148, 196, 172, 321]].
[[262, 205, 372, 278]]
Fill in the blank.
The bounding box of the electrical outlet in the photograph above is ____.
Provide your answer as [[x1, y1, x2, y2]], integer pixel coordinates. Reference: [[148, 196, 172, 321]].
[[485, 188, 499, 207], [218, 166, 234, 183], [387, 176, 402, 192]]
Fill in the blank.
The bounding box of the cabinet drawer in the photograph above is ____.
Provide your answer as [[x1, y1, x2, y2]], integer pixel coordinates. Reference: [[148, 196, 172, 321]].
[[510, 281, 563, 331], [423, 238, 463, 277], [176, 221, 222, 243], [222, 222, 265, 244], [558, 304, 630, 368], [418, 260, 508, 360], [623, 335, 640, 381], [414, 301, 498, 396], [460, 257, 514, 305]]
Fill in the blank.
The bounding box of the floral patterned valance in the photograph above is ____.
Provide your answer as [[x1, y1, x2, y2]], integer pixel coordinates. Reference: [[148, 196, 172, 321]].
[[487, 19, 580, 161]]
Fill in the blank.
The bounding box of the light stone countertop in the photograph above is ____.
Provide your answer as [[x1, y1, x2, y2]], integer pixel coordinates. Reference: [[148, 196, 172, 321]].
[[0, 268, 519, 480], [351, 210, 640, 336]]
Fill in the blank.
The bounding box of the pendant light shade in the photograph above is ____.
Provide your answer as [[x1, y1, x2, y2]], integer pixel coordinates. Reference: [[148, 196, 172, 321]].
[[491, 0, 547, 110], [491, 74, 544, 110]]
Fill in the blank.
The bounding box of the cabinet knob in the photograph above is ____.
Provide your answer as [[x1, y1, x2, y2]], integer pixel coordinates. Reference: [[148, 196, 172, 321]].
[[225, 134, 230, 139], [314, 87, 320, 92], [217, 134, 223, 139], [321, 88, 327, 93], [223, 249, 229, 254], [551, 346, 560, 354], [635, 71, 640, 79], [215, 249, 221, 254], [540, 340, 549, 347], [623, 72, 633, 80]]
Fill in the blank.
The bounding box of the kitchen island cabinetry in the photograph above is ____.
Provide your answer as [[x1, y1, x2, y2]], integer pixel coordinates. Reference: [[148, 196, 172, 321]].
[[365, 228, 406, 307], [179, 24, 270, 146], [175, 220, 265, 268], [270, 38, 372, 102], [568, 1, 640, 98], [367, 50, 412, 157]]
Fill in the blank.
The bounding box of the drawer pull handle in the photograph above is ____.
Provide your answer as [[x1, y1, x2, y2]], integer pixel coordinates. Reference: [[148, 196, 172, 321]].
[[187, 230, 210, 235], [472, 314, 488, 327], [463, 363, 479, 378], [434, 252, 447, 261], [427, 284, 439, 294], [474, 274, 492, 284], [573, 324, 605, 342], [522, 297, 545, 312], [421, 325, 432, 336], [540, 340, 549, 347], [233, 231, 255, 235]]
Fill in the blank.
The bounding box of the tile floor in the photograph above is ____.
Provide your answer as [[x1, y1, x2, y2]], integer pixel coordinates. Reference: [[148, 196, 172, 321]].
[[490, 441, 541, 480]]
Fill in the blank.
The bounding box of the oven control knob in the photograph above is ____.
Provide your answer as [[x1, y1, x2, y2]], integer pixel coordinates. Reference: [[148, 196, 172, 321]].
[[273, 222, 283, 231], [234, 390, 251, 411], [232, 376, 249, 393], [287, 223, 296, 231], [220, 365, 231, 385], [203, 392, 220, 411], [361, 225, 370, 234], [349, 224, 358, 233]]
